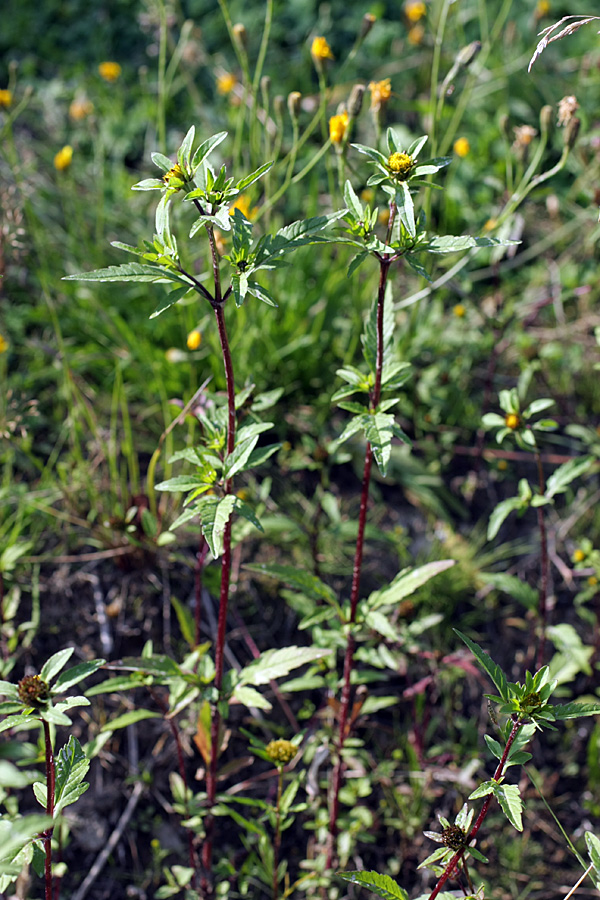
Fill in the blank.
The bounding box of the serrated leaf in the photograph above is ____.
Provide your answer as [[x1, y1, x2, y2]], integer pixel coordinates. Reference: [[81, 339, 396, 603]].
[[338, 870, 409, 900], [494, 783, 523, 831], [150, 285, 193, 319], [238, 646, 332, 687], [233, 498, 263, 534], [455, 630, 509, 701], [545, 456, 593, 500], [425, 235, 519, 253], [367, 560, 455, 611], [343, 180, 364, 220], [551, 701, 600, 720], [41, 648, 74, 684], [196, 495, 237, 558], [0, 714, 39, 734], [63, 262, 173, 283], [364, 413, 395, 476], [468, 780, 495, 799]]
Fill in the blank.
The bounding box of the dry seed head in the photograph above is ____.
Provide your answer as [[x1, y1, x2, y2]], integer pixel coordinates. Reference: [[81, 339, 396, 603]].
[[441, 825, 467, 851], [557, 95, 579, 127], [564, 117, 581, 151], [266, 739, 297, 765], [360, 13, 376, 39], [18, 675, 50, 706], [347, 84, 365, 118], [232, 23, 247, 49]]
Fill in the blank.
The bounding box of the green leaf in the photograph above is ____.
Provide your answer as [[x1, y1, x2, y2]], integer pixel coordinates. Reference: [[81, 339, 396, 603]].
[[101, 709, 162, 731], [551, 702, 600, 720], [149, 285, 194, 319], [425, 235, 519, 253], [41, 648, 74, 684], [233, 498, 264, 534], [468, 780, 495, 799], [351, 143, 389, 166], [479, 573, 538, 610], [235, 160, 273, 191], [338, 870, 409, 900], [54, 736, 90, 815], [494, 783, 523, 831], [487, 496, 526, 540], [343, 180, 364, 220], [155, 475, 206, 492], [585, 832, 600, 887], [455, 630, 509, 701], [196, 494, 237, 558], [52, 659, 105, 693], [0, 816, 53, 864], [151, 151, 173, 173], [245, 280, 278, 307], [238, 646, 332, 687], [131, 178, 165, 191], [177, 125, 195, 170], [63, 262, 175, 283], [190, 131, 228, 170], [232, 684, 272, 711], [41, 707, 72, 726], [396, 181, 415, 238], [0, 714, 40, 734], [364, 413, 395, 476], [171, 596, 195, 647], [545, 456, 593, 500], [367, 560, 455, 611], [244, 563, 338, 605]]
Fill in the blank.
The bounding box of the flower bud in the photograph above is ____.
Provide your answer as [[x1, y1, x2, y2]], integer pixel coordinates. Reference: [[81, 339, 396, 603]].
[[360, 13, 376, 38], [287, 91, 301, 119], [455, 40, 481, 70], [347, 83, 365, 118], [273, 94, 284, 116], [539, 104, 553, 137], [232, 23, 247, 50], [499, 114, 510, 140], [564, 117, 580, 151]]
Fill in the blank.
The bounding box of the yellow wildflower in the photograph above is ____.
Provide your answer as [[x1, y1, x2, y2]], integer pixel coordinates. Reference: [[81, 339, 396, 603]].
[[230, 194, 256, 220], [387, 151, 414, 178], [588, 575, 598, 587], [187, 330, 202, 350], [572, 548, 586, 563], [69, 97, 94, 121], [236, 488, 249, 501], [535, 0, 550, 18], [0, 89, 12, 108], [311, 36, 334, 63], [369, 78, 392, 111], [0, 334, 8, 354], [98, 61, 122, 82], [483, 218, 497, 232], [453, 137, 470, 157], [453, 304, 466, 318], [361, 188, 374, 203], [266, 739, 297, 765], [405, 1, 426, 23], [329, 111, 349, 144], [378, 209, 390, 226], [505, 413, 520, 430], [407, 25, 424, 45], [54, 145, 73, 171], [497, 459, 508, 471], [217, 72, 237, 95]]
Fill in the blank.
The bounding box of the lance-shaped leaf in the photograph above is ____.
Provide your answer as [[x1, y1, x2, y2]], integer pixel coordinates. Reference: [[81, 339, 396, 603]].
[[244, 563, 339, 607], [455, 630, 509, 701], [238, 646, 332, 687], [63, 262, 189, 286], [190, 131, 228, 170], [41, 648, 74, 684], [363, 412, 395, 476], [424, 235, 519, 253], [52, 659, 105, 693], [195, 494, 237, 558], [235, 160, 273, 191], [367, 560, 455, 611], [338, 870, 409, 900], [545, 456, 594, 499], [254, 211, 346, 268]]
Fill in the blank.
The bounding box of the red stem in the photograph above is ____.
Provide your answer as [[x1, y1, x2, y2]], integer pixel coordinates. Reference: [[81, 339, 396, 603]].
[[194, 535, 209, 648], [326, 258, 391, 869], [42, 719, 55, 900], [201, 302, 236, 893], [427, 717, 522, 900]]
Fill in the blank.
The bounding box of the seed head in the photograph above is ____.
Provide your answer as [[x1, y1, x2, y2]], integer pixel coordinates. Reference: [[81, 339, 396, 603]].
[[266, 739, 297, 765], [441, 825, 467, 851], [347, 84, 365, 118], [18, 675, 50, 707]]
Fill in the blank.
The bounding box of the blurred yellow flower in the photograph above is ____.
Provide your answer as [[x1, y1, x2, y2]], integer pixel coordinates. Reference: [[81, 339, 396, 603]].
[[535, 0, 550, 17], [369, 78, 392, 111], [0, 89, 12, 108], [329, 111, 349, 144], [99, 61, 121, 82], [453, 304, 466, 317], [497, 459, 508, 471], [453, 137, 470, 157], [69, 97, 94, 121], [0, 334, 8, 354], [230, 194, 256, 220], [311, 36, 334, 62], [483, 218, 497, 232], [187, 330, 202, 350], [236, 488, 249, 501], [54, 145, 73, 171], [405, 1, 426, 23], [360, 188, 374, 203], [588, 575, 598, 587], [505, 413, 520, 430], [217, 72, 237, 95], [573, 548, 586, 563], [407, 25, 425, 45], [378, 209, 390, 226]]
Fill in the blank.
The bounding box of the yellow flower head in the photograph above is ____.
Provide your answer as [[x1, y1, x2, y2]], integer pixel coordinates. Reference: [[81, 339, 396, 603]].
[[69, 97, 94, 121], [329, 111, 349, 144], [0, 334, 8, 354], [265, 739, 297, 766], [407, 25, 425, 45], [311, 36, 334, 63], [453, 137, 470, 158], [0, 89, 13, 109], [54, 145, 73, 171], [387, 151, 414, 178], [405, 1, 426, 23], [453, 304, 466, 318], [187, 330, 202, 350], [369, 78, 392, 111], [217, 72, 237, 95], [229, 194, 256, 220], [483, 218, 497, 232], [497, 459, 508, 471], [588, 575, 598, 587], [535, 0, 550, 18], [505, 413, 520, 430], [163, 163, 187, 190], [98, 61, 122, 82], [572, 548, 586, 563]]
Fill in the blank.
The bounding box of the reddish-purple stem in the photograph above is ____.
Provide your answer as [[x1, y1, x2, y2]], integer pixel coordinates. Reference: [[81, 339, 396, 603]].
[[194, 535, 209, 648], [326, 257, 391, 869], [42, 719, 55, 900], [427, 717, 522, 900]]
